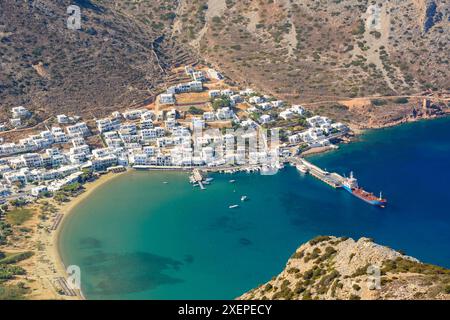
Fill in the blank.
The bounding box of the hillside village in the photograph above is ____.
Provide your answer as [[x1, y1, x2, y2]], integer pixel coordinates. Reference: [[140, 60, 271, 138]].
[[0, 64, 355, 203]]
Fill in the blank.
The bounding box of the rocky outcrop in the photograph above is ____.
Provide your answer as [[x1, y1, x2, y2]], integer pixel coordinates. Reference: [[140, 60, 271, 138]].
[[239, 236, 450, 300]]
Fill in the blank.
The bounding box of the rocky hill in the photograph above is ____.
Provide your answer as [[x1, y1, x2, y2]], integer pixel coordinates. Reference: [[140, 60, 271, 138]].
[[1, 1, 448, 127], [239, 236, 450, 300], [174, 0, 449, 126], [0, 0, 194, 121]]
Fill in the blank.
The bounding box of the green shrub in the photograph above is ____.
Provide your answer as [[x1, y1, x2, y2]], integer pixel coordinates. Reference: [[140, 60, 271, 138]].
[[309, 236, 331, 245], [352, 284, 361, 291], [393, 97, 409, 104], [0, 251, 34, 264], [371, 99, 387, 106]]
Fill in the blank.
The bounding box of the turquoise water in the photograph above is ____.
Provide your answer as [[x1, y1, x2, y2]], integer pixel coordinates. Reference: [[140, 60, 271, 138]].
[[60, 117, 450, 299]]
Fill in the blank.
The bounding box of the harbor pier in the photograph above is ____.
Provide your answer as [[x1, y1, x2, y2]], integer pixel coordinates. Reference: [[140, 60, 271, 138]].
[[289, 157, 345, 188]]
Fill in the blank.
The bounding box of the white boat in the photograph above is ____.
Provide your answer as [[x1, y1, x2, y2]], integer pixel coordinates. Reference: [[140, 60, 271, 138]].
[[163, 181, 169, 184], [205, 177, 214, 182], [229, 205, 239, 209], [229, 179, 236, 183], [241, 196, 248, 202], [296, 164, 309, 174]]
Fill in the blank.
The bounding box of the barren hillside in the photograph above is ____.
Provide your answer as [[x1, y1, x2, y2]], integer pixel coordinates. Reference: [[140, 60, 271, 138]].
[[173, 0, 449, 126], [176, 0, 449, 97], [1, 0, 448, 127], [0, 0, 194, 121]]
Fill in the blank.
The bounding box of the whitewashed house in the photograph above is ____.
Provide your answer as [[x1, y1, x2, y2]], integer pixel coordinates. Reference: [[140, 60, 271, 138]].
[[271, 100, 284, 108], [123, 109, 143, 120], [203, 111, 215, 121], [259, 114, 272, 124], [290, 105, 305, 115], [66, 122, 90, 136], [12, 106, 31, 119], [216, 107, 234, 120], [249, 96, 264, 104], [208, 90, 221, 99], [160, 93, 175, 105], [57, 114, 69, 124], [279, 110, 294, 120], [10, 118, 21, 128]]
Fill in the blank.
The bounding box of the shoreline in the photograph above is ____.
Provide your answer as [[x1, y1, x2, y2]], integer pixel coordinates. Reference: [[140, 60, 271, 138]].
[[28, 112, 450, 300], [47, 171, 129, 300]]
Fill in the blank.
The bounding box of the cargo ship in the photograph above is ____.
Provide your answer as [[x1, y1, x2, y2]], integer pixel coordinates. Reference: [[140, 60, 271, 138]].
[[342, 172, 387, 208]]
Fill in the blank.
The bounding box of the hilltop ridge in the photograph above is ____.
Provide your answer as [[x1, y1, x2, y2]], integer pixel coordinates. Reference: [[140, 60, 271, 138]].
[[239, 236, 450, 300]]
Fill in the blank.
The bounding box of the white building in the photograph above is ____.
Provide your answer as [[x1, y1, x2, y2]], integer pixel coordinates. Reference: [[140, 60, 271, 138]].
[[290, 105, 306, 115], [97, 118, 121, 133], [192, 117, 205, 130], [207, 68, 224, 80], [10, 118, 21, 128], [193, 71, 206, 82], [123, 109, 144, 120], [203, 111, 215, 121], [216, 107, 234, 120], [160, 93, 175, 105], [259, 114, 272, 124], [208, 90, 221, 99], [258, 102, 273, 111], [167, 81, 203, 94], [288, 134, 301, 144], [279, 110, 294, 120], [249, 96, 264, 104], [66, 122, 90, 136], [31, 186, 48, 197], [185, 66, 194, 76], [271, 100, 284, 108], [12, 106, 31, 119], [140, 119, 154, 130], [306, 116, 332, 128], [221, 89, 234, 97], [57, 114, 69, 124]]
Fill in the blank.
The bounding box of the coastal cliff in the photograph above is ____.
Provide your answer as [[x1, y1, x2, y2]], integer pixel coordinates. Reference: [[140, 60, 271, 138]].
[[239, 236, 450, 300]]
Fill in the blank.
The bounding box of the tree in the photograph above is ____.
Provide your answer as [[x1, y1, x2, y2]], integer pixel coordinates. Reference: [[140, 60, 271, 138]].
[[211, 95, 231, 110]]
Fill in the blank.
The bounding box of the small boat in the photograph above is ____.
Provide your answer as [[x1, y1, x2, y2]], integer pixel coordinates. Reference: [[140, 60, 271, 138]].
[[229, 179, 236, 183], [205, 177, 214, 182], [241, 196, 248, 202], [229, 205, 239, 209], [296, 164, 309, 174], [193, 183, 199, 187], [163, 181, 169, 184]]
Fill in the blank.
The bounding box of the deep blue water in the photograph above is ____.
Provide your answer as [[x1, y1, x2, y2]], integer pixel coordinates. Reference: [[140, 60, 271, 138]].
[[60, 117, 450, 299]]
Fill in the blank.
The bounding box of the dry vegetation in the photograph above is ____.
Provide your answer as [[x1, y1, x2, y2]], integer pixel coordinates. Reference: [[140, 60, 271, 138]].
[[0, 0, 194, 121], [240, 236, 450, 300], [174, 0, 449, 126]]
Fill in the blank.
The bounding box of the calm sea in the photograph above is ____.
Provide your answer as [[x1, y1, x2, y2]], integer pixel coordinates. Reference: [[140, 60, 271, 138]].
[[59, 117, 450, 299]]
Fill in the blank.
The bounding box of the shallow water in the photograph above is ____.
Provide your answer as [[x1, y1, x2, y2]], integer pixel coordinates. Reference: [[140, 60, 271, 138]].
[[60, 117, 450, 299]]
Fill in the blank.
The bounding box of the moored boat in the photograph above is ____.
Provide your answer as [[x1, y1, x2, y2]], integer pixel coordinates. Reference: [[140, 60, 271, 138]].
[[296, 164, 309, 174], [342, 172, 387, 208]]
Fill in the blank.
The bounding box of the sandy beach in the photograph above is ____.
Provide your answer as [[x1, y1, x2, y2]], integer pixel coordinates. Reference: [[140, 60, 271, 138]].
[[25, 171, 128, 300]]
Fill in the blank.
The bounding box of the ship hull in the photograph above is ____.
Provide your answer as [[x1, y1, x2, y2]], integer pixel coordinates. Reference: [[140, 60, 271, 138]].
[[342, 185, 386, 208]]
